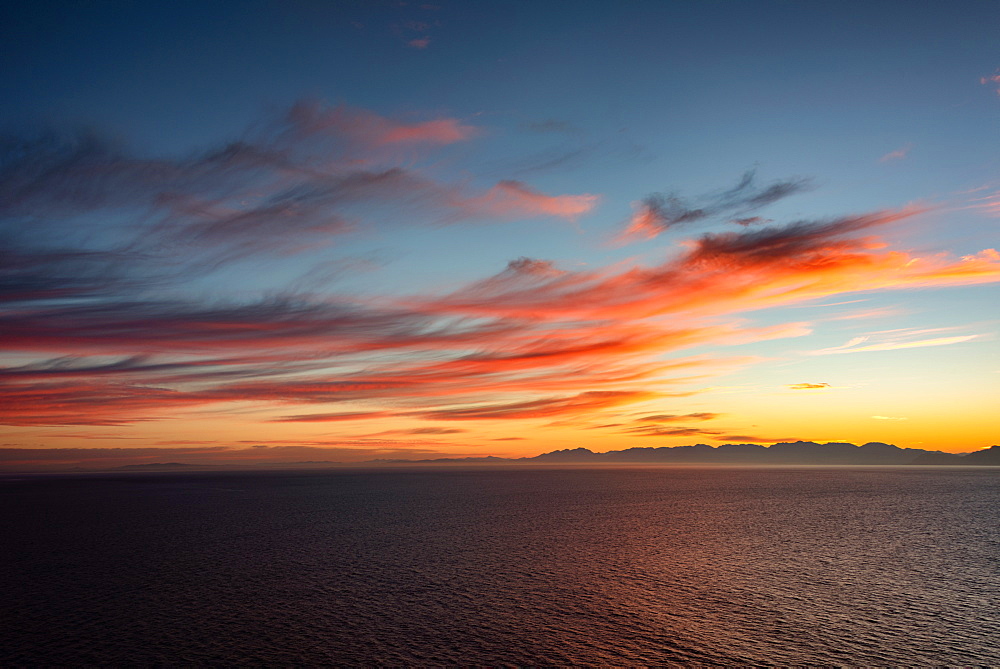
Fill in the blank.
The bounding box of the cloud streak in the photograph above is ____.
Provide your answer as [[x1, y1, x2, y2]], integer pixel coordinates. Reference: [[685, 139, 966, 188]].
[[617, 170, 812, 243], [812, 330, 980, 355]]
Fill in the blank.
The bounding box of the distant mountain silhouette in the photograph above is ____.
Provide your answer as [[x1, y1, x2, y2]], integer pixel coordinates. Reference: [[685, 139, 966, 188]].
[[528, 441, 930, 465], [962, 444, 1000, 465], [384, 441, 999, 466]]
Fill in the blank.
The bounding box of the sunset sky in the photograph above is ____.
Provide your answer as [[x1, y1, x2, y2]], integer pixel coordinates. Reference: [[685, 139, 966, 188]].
[[2, 0, 998, 468]]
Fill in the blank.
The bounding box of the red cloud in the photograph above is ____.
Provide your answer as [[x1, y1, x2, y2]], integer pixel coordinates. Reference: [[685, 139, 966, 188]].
[[0, 381, 209, 426]]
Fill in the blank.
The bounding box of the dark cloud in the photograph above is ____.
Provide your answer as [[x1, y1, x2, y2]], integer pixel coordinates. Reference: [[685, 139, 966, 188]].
[[0, 127, 429, 268], [0, 242, 141, 305], [619, 170, 812, 242], [0, 296, 497, 354], [731, 216, 770, 226], [686, 211, 893, 266]]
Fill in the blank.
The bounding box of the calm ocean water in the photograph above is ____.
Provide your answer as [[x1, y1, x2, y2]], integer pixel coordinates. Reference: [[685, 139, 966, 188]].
[[2, 466, 999, 665]]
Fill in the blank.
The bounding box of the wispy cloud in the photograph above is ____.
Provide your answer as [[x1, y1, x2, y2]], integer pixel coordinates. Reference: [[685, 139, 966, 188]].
[[270, 411, 393, 423], [981, 69, 1000, 96], [812, 330, 980, 355], [963, 189, 1000, 217], [788, 383, 830, 390], [0, 101, 598, 285], [285, 101, 476, 145], [406, 391, 659, 421], [634, 412, 719, 422], [626, 425, 721, 437], [453, 180, 598, 220], [616, 170, 811, 243], [879, 143, 913, 163]]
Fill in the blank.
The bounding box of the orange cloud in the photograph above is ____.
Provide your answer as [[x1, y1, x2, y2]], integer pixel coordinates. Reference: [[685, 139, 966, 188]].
[[788, 383, 831, 390], [408, 390, 660, 421], [635, 412, 719, 422], [270, 411, 393, 423], [618, 199, 670, 242]]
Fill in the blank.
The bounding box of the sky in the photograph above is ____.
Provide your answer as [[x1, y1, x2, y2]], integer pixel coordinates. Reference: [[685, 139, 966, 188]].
[[1, 0, 999, 468]]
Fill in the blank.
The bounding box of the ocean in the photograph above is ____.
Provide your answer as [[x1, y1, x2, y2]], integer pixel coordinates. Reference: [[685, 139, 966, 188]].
[[2, 466, 999, 665]]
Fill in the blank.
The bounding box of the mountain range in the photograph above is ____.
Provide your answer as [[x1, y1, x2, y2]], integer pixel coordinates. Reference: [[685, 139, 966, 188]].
[[378, 441, 1000, 466]]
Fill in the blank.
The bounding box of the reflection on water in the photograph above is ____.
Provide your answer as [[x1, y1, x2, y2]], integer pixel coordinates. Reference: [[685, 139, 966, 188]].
[[2, 466, 999, 665]]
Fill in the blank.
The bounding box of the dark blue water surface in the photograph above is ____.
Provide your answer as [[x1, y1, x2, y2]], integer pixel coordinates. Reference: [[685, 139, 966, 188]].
[[2, 466, 999, 665]]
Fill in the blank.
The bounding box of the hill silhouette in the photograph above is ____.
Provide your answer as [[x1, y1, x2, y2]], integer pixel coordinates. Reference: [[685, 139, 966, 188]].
[[384, 441, 999, 466], [527, 441, 935, 465]]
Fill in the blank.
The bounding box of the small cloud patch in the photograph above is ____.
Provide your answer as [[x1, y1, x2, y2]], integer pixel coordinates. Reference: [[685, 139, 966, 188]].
[[981, 70, 1000, 96], [879, 143, 913, 163], [788, 383, 831, 390]]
